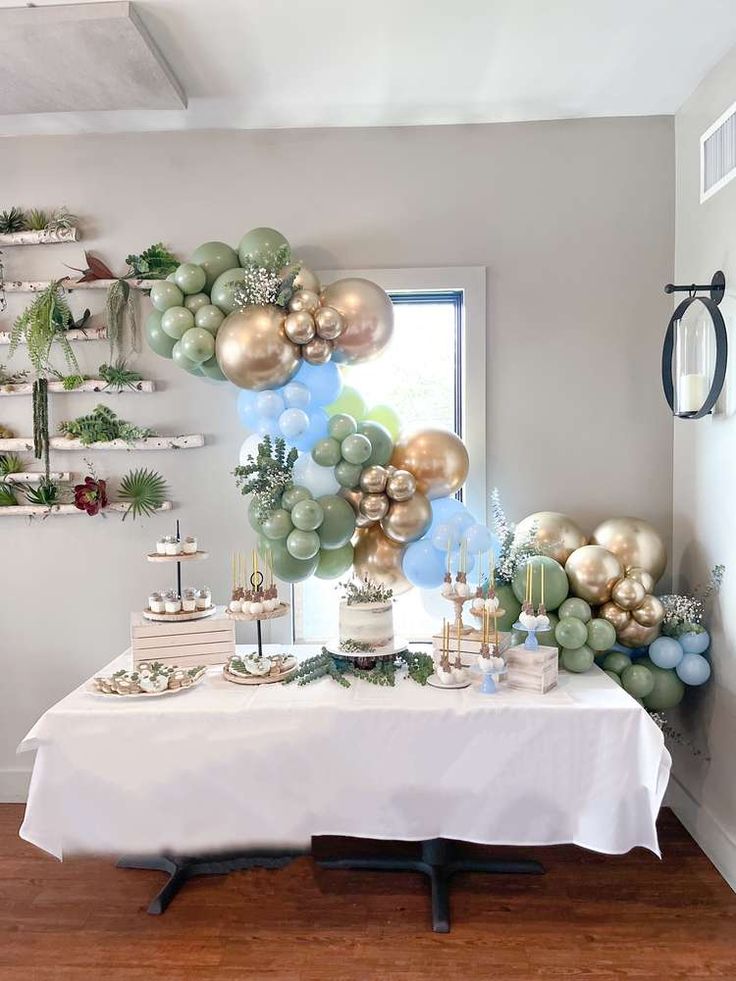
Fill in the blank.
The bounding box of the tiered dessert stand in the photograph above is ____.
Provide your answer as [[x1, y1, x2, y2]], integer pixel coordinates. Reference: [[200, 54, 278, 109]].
[[143, 520, 215, 622], [226, 551, 290, 659]]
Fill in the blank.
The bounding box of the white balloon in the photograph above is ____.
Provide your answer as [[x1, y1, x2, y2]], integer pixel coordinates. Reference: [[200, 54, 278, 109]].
[[239, 434, 262, 465], [293, 452, 340, 497]]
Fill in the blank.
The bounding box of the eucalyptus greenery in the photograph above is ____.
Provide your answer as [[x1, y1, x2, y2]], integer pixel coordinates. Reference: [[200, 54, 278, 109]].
[[340, 577, 394, 605], [117, 468, 168, 520], [233, 435, 298, 523], [285, 648, 434, 688], [58, 404, 154, 445]]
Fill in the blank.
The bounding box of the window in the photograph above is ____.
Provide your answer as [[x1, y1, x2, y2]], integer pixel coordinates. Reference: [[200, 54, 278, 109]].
[[287, 267, 486, 645]]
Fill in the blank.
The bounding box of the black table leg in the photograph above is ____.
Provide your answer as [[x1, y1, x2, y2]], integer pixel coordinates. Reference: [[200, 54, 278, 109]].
[[318, 838, 545, 933], [117, 850, 304, 915]]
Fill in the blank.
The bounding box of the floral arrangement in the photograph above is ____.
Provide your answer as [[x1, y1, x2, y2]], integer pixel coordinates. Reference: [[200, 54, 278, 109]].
[[231, 245, 299, 309], [659, 564, 725, 637], [340, 576, 394, 606], [233, 435, 298, 523]]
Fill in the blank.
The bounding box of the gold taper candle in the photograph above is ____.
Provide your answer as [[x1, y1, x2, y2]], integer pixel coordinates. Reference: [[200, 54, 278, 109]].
[[540, 561, 545, 608]]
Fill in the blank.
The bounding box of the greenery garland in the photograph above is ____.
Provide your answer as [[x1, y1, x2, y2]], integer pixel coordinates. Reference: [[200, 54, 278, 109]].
[[285, 648, 434, 688]]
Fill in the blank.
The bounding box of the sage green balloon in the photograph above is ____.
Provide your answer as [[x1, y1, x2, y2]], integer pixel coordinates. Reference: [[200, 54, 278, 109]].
[[639, 657, 685, 710], [494, 583, 522, 632], [144, 310, 176, 358], [174, 262, 207, 296], [328, 413, 357, 442], [317, 494, 356, 549], [191, 241, 240, 289], [184, 292, 210, 314], [341, 432, 372, 465], [586, 617, 617, 652], [261, 508, 293, 540], [558, 597, 592, 623], [281, 484, 312, 511], [358, 420, 394, 466], [259, 537, 318, 583], [286, 528, 320, 561], [511, 556, 569, 612], [248, 499, 264, 533], [621, 663, 655, 699], [555, 616, 588, 650], [210, 268, 246, 314], [199, 355, 227, 381], [195, 304, 225, 335], [561, 644, 595, 673], [238, 227, 290, 267], [335, 460, 362, 489], [291, 498, 324, 531], [161, 305, 195, 340], [150, 280, 184, 312], [171, 340, 203, 375], [604, 669, 623, 686], [181, 327, 216, 365], [312, 437, 342, 468], [316, 542, 354, 579], [602, 651, 632, 675], [537, 611, 559, 649]]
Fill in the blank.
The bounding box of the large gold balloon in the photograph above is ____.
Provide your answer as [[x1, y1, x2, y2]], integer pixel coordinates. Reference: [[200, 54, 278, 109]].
[[352, 525, 411, 594], [591, 517, 667, 583], [391, 430, 469, 500], [279, 263, 321, 294], [631, 594, 665, 628], [343, 489, 373, 528], [611, 576, 646, 611], [322, 278, 394, 365], [216, 305, 300, 391], [564, 545, 623, 605], [599, 601, 631, 632], [380, 492, 432, 545], [616, 619, 661, 649], [514, 512, 587, 565]]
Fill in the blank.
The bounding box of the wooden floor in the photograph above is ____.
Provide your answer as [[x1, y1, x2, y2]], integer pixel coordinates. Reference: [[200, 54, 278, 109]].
[[0, 807, 734, 980]]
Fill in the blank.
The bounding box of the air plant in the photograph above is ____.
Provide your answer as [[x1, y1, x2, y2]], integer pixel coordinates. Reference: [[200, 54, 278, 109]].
[[45, 207, 78, 232], [24, 478, 61, 508], [26, 209, 49, 231], [0, 482, 18, 507], [117, 468, 168, 520], [0, 453, 24, 477], [98, 359, 145, 392], [0, 207, 27, 234]]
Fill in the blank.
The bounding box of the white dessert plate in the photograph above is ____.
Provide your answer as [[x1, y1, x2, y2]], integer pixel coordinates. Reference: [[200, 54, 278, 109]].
[[325, 638, 409, 659], [427, 674, 473, 690]]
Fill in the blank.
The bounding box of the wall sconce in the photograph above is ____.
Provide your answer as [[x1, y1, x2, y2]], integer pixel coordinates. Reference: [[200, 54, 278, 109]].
[[661, 271, 728, 418]]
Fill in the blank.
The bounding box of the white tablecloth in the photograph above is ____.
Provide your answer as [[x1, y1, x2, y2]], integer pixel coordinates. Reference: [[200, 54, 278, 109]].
[[18, 645, 671, 860]]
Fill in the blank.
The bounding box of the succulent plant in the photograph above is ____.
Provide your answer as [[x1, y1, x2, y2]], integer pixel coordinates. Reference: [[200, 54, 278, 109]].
[[26, 209, 49, 231], [73, 475, 108, 516], [0, 482, 18, 507], [24, 478, 61, 507], [45, 207, 78, 232], [0, 453, 23, 477], [0, 207, 28, 234]]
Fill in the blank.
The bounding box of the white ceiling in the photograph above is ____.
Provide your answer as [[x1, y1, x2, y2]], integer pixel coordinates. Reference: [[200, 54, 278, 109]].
[[1, 0, 736, 136]]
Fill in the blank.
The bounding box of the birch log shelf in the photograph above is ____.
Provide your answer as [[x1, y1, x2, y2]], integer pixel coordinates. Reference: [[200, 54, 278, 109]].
[[0, 435, 205, 452], [0, 379, 155, 395], [0, 279, 156, 293], [3, 471, 72, 484], [0, 501, 172, 518], [0, 228, 79, 246], [0, 327, 107, 344]]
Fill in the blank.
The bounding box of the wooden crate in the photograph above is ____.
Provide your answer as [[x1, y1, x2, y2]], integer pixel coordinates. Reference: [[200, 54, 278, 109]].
[[505, 643, 559, 694], [131, 610, 235, 668]]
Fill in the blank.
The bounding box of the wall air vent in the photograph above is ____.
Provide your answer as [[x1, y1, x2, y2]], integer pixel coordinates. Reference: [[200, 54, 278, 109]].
[[701, 100, 736, 202]]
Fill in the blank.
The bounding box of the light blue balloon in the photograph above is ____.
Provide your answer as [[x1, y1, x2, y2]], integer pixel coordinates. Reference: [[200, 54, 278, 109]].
[[294, 408, 329, 453], [429, 497, 466, 530], [293, 361, 342, 406], [676, 653, 711, 686], [257, 416, 280, 437], [649, 636, 685, 670], [450, 510, 476, 536], [237, 389, 259, 430], [431, 521, 462, 552], [679, 630, 710, 655], [279, 407, 309, 439], [283, 381, 311, 410], [449, 550, 475, 576], [256, 391, 285, 419], [403, 539, 446, 589], [463, 523, 493, 554]]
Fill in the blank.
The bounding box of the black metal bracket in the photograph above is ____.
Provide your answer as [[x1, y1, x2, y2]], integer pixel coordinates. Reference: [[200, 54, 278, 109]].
[[664, 270, 725, 304]]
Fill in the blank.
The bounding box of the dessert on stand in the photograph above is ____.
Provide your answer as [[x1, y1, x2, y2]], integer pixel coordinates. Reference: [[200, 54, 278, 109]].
[[325, 578, 406, 670], [223, 652, 297, 686], [143, 520, 215, 622], [506, 561, 559, 694], [428, 618, 471, 689], [433, 549, 507, 663]]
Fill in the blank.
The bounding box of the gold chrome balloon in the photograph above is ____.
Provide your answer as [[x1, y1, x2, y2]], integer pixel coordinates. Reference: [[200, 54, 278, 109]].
[[294, 265, 321, 293], [360, 465, 388, 495], [288, 288, 321, 314], [564, 545, 623, 605], [385, 469, 416, 502], [631, 594, 665, 628], [591, 517, 667, 583], [322, 278, 394, 365], [611, 576, 646, 612], [342, 488, 372, 527], [627, 566, 656, 594], [514, 512, 587, 565], [380, 492, 432, 545], [599, 601, 631, 632], [352, 525, 411, 594], [616, 619, 661, 649], [314, 305, 345, 341], [360, 492, 390, 522], [391, 429, 469, 500], [216, 305, 300, 391], [284, 310, 316, 345], [302, 336, 332, 365]]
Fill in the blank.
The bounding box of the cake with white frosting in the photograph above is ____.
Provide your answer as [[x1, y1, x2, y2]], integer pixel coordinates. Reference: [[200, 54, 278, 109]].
[[338, 578, 395, 655]]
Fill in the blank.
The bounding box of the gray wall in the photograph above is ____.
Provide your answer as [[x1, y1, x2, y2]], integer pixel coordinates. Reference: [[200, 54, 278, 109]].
[[670, 47, 736, 889], [0, 118, 675, 796]]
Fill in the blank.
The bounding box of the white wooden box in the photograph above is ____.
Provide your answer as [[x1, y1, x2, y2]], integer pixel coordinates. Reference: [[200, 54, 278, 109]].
[[505, 643, 559, 694], [131, 609, 236, 668]]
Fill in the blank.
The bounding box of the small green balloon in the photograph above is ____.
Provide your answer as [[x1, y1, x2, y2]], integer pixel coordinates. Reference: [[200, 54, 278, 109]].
[[260, 537, 318, 583], [291, 498, 324, 532], [238, 227, 290, 267], [144, 310, 176, 358], [174, 262, 207, 296], [312, 437, 342, 468], [286, 528, 320, 561], [326, 385, 366, 421], [190, 241, 240, 289], [210, 267, 246, 314], [639, 657, 686, 710], [358, 420, 394, 466], [587, 617, 617, 652], [561, 645, 595, 673], [195, 304, 225, 336], [558, 597, 592, 622], [199, 355, 227, 381], [161, 305, 195, 340], [512, 556, 569, 612], [341, 432, 372, 465], [248, 499, 264, 533], [184, 292, 211, 314], [150, 280, 184, 312], [261, 508, 293, 540], [328, 413, 357, 441], [315, 542, 354, 580], [555, 616, 588, 650], [171, 341, 204, 375], [537, 611, 559, 649], [621, 663, 655, 698], [602, 651, 632, 675], [604, 669, 623, 686], [335, 460, 363, 489], [365, 404, 401, 441], [317, 494, 356, 549], [494, 583, 522, 632], [181, 327, 216, 365], [281, 485, 312, 511]]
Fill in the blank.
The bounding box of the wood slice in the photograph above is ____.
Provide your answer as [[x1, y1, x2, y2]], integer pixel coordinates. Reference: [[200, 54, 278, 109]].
[[226, 603, 290, 622], [222, 659, 297, 686], [141, 605, 217, 623], [146, 550, 209, 562]]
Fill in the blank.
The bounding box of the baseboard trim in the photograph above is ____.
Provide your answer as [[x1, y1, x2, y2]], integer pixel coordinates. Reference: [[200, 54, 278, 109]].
[[667, 774, 736, 894], [0, 768, 31, 804]]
